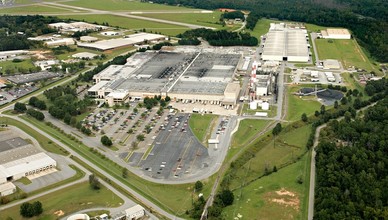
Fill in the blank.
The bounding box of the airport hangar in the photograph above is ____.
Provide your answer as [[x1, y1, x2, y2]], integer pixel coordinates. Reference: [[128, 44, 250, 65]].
[[88, 48, 242, 108], [261, 23, 310, 62], [0, 130, 56, 196]]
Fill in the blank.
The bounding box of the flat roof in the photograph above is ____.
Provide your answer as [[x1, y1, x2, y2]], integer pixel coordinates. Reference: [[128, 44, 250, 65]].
[[78, 32, 165, 51], [6, 72, 62, 84], [326, 28, 350, 35], [262, 29, 309, 60], [72, 52, 98, 59], [0, 144, 41, 164], [125, 204, 144, 215], [88, 80, 109, 92]]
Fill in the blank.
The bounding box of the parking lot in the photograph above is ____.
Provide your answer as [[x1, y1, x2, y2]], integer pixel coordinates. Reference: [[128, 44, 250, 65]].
[[130, 113, 209, 180], [290, 69, 343, 85]]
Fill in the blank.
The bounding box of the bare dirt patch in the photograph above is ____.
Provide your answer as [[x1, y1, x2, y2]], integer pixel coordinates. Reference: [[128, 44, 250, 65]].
[[265, 188, 300, 211], [54, 210, 64, 216]]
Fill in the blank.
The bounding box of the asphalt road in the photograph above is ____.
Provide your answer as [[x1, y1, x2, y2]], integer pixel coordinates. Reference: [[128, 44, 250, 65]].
[[310, 32, 319, 62]]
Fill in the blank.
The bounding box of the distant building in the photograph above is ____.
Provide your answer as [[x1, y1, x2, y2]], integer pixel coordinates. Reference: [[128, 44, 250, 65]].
[[34, 60, 60, 71], [80, 36, 99, 42], [45, 38, 75, 47], [101, 31, 120, 36], [49, 21, 108, 33], [321, 28, 351, 39], [72, 52, 98, 60], [218, 8, 236, 12], [125, 205, 145, 220]]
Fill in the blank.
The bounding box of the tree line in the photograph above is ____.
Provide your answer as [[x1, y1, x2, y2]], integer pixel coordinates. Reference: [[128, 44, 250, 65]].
[[152, 0, 387, 62], [177, 28, 258, 46]]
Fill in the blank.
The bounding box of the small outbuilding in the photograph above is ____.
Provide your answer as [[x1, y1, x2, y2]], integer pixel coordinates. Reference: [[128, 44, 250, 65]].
[[124, 204, 145, 220]]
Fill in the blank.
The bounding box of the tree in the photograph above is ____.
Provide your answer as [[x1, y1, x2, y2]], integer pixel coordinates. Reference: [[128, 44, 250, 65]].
[[136, 134, 145, 142], [20, 202, 33, 218], [341, 96, 348, 105], [301, 113, 308, 122], [272, 123, 282, 136], [100, 135, 112, 147], [194, 181, 203, 192], [334, 100, 339, 109], [217, 189, 234, 207], [14, 102, 27, 113], [89, 174, 100, 190], [122, 167, 129, 178], [320, 105, 326, 115], [32, 201, 43, 216]]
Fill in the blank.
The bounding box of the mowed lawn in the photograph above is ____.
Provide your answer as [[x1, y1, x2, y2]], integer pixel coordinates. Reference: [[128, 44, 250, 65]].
[[223, 153, 311, 220], [0, 60, 35, 73], [189, 113, 218, 143], [0, 182, 123, 220], [231, 119, 271, 148], [57, 14, 188, 36], [287, 86, 321, 122], [247, 18, 273, 40], [315, 39, 378, 73], [137, 11, 224, 29], [63, 0, 197, 11], [0, 5, 73, 14], [230, 124, 311, 190]]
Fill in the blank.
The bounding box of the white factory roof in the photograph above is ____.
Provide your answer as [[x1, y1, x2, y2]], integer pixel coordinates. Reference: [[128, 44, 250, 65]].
[[0, 152, 56, 179], [125, 205, 144, 215], [72, 52, 98, 59], [0, 182, 16, 192], [0, 50, 29, 56], [93, 65, 125, 80], [106, 91, 128, 99], [262, 28, 309, 61], [88, 81, 109, 92], [78, 33, 165, 51]]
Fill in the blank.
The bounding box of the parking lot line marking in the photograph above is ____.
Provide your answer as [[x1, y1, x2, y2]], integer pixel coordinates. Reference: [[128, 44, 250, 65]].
[[141, 144, 155, 161], [124, 151, 134, 162]]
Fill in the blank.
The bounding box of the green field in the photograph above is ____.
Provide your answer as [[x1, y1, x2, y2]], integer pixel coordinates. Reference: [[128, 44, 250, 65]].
[[228, 124, 311, 190], [0, 5, 72, 14], [247, 19, 273, 40], [231, 119, 271, 148], [20, 115, 215, 216], [63, 0, 197, 11], [0, 182, 123, 220], [0, 60, 35, 74], [223, 152, 311, 220], [286, 86, 321, 122], [315, 39, 379, 73], [189, 113, 218, 143], [137, 11, 224, 29], [57, 14, 188, 36], [0, 117, 69, 156]]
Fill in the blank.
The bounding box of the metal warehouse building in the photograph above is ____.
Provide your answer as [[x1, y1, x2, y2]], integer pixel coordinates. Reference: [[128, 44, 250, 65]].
[[0, 130, 57, 196], [262, 23, 309, 62], [88, 48, 242, 108]]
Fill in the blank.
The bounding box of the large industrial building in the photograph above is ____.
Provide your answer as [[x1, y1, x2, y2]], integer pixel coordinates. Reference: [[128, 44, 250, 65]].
[[78, 32, 167, 51], [321, 28, 351, 39], [261, 23, 310, 62], [0, 130, 57, 196], [88, 47, 242, 108]]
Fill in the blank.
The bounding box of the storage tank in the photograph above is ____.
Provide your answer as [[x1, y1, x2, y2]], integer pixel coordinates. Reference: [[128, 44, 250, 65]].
[[249, 101, 257, 110], [262, 102, 269, 110]]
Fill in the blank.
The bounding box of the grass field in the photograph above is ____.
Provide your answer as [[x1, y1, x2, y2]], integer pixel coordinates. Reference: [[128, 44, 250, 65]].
[[0, 117, 69, 156], [137, 11, 224, 29], [0, 60, 35, 74], [247, 19, 273, 40], [0, 4, 72, 14], [241, 104, 277, 118], [0, 182, 123, 220], [315, 39, 379, 73], [189, 113, 218, 143], [286, 85, 321, 122], [223, 152, 311, 220], [228, 124, 311, 190], [57, 14, 187, 36], [231, 119, 271, 148], [63, 0, 197, 11], [20, 115, 215, 216]]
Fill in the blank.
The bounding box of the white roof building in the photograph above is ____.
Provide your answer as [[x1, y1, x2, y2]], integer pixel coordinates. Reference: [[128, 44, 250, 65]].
[[262, 26, 309, 62], [0, 182, 16, 196], [72, 52, 98, 59], [125, 204, 145, 220], [78, 33, 166, 51], [0, 152, 56, 184], [321, 28, 351, 39], [45, 38, 75, 47], [80, 36, 99, 42]]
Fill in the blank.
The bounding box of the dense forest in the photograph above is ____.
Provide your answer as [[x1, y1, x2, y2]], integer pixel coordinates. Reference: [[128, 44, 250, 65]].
[[153, 0, 387, 62], [177, 28, 258, 46], [0, 15, 61, 51], [313, 78, 388, 219]]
